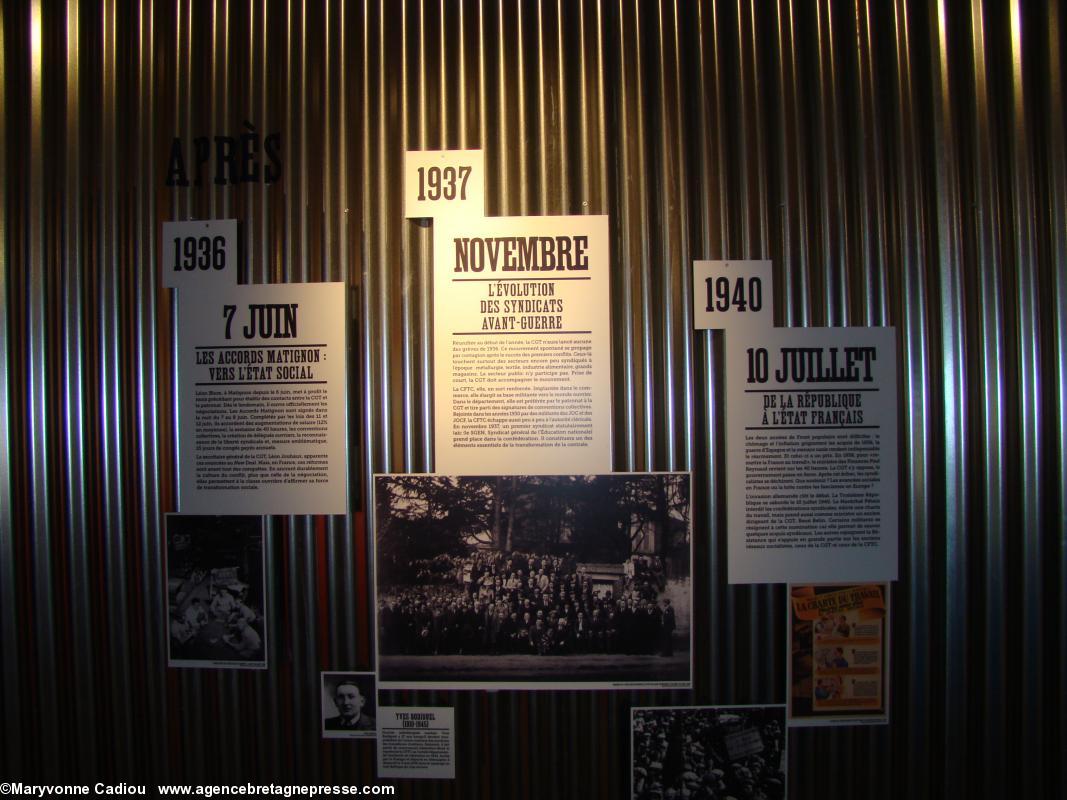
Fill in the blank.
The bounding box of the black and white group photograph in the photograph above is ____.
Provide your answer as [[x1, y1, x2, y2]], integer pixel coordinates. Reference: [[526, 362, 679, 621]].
[[374, 473, 692, 689], [166, 514, 267, 669], [631, 705, 787, 800], [321, 672, 378, 739]]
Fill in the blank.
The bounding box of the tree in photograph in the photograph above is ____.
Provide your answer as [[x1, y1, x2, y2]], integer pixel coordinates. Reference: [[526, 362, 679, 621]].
[[562, 475, 632, 562], [617, 474, 690, 568], [376, 476, 480, 584], [376, 473, 690, 573]]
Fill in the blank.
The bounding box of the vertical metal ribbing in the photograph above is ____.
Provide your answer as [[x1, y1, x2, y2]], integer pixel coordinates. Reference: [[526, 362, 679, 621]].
[[778, 0, 811, 329], [281, 522, 307, 774], [860, 0, 893, 326], [1046, 5, 1067, 796], [323, 0, 341, 671], [634, 2, 656, 474], [736, 0, 779, 708], [60, 0, 93, 777], [825, 2, 853, 326], [534, 0, 549, 212], [134, 0, 168, 780], [691, 0, 727, 703], [488, 0, 504, 215], [592, 0, 608, 212], [515, 0, 530, 216], [300, 516, 320, 775], [294, 0, 309, 283], [398, 0, 417, 472], [255, 0, 270, 284], [651, 0, 680, 472], [611, 0, 650, 473], [399, 0, 431, 473], [262, 517, 282, 779], [171, 0, 202, 778], [364, 0, 392, 476], [1007, 4, 1043, 796], [931, 3, 969, 797], [341, 0, 365, 697], [27, 0, 60, 776], [667, 0, 694, 527], [739, 0, 769, 259], [413, 0, 435, 467], [0, 1, 23, 776], [967, 4, 1010, 796], [98, 0, 135, 775], [554, 0, 570, 212], [808, 3, 835, 325], [359, 0, 377, 627], [890, 2, 933, 798]]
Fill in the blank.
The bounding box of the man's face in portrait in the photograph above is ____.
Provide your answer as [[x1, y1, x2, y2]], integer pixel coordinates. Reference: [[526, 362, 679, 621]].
[[334, 683, 363, 721]]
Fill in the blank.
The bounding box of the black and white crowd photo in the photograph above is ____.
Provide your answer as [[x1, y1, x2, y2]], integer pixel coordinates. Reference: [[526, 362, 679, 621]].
[[374, 473, 691, 689], [631, 705, 787, 800], [166, 514, 267, 669]]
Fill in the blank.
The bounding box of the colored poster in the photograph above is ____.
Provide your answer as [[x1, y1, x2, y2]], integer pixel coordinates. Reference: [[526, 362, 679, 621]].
[[788, 583, 890, 726]]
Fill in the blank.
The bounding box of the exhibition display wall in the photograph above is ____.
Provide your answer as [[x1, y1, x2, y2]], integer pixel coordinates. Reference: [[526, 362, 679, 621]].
[[1, 2, 1065, 798]]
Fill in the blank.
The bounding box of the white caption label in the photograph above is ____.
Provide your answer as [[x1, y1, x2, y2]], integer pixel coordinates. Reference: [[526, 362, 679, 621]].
[[404, 150, 485, 219], [692, 260, 773, 334], [162, 219, 237, 290]]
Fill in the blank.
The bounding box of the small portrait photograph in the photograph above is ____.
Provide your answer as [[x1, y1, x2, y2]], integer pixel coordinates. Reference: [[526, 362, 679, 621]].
[[166, 514, 267, 669], [631, 705, 787, 800], [321, 672, 378, 739], [814, 646, 850, 670], [814, 676, 843, 701], [813, 613, 835, 640]]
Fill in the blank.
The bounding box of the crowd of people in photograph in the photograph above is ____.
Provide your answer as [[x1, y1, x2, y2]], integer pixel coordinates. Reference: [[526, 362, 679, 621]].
[[169, 572, 264, 660], [378, 549, 680, 657], [632, 709, 786, 800]]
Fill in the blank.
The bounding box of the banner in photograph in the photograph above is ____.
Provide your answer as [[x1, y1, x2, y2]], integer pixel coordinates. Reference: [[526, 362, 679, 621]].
[[631, 705, 787, 800], [788, 583, 889, 726], [726, 326, 898, 583], [178, 282, 347, 515], [433, 215, 611, 475], [374, 472, 691, 691], [377, 707, 456, 779], [166, 515, 267, 670]]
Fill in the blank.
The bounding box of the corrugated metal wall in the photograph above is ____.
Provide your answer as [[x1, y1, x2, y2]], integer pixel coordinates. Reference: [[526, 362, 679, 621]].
[[1, 1, 1064, 797]]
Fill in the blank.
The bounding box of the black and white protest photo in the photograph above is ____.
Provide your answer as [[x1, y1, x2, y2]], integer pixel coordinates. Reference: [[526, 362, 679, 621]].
[[166, 514, 267, 669], [321, 672, 378, 739], [374, 473, 691, 689], [631, 705, 787, 800]]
